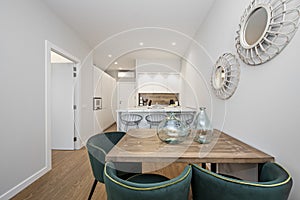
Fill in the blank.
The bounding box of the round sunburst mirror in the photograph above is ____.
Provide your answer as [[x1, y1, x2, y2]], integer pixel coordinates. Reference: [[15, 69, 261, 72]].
[[236, 0, 300, 65], [211, 53, 240, 100]]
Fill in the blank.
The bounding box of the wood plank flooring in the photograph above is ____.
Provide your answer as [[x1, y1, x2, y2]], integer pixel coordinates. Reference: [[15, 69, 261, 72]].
[[11, 124, 192, 200]]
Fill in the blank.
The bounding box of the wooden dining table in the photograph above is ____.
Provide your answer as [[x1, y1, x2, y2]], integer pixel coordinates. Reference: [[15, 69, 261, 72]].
[[106, 129, 274, 180]]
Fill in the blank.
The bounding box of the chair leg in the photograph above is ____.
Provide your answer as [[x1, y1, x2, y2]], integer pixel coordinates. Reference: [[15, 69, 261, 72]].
[[88, 179, 98, 200]]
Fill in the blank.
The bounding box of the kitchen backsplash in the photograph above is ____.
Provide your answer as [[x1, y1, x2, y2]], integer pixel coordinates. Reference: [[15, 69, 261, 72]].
[[138, 93, 179, 106]]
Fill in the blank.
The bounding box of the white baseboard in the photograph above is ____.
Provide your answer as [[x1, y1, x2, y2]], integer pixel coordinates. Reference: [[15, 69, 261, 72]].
[[0, 166, 50, 200]]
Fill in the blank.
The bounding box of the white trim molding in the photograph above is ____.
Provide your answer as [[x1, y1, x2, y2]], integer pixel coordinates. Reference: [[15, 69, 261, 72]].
[[0, 167, 48, 200]]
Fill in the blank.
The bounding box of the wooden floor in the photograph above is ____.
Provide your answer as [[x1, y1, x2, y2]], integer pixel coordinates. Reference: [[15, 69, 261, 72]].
[[11, 124, 192, 200]]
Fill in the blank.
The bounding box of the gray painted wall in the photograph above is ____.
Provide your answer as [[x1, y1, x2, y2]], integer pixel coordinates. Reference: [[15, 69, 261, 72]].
[[181, 0, 300, 199], [0, 1, 90, 198]]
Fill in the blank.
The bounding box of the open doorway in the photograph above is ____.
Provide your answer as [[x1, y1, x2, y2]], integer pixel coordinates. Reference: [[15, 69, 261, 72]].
[[45, 41, 81, 170], [50, 51, 75, 150]]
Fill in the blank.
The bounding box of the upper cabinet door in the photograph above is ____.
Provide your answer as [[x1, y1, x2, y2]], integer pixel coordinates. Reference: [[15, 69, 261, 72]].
[[167, 74, 180, 93], [137, 72, 180, 93]]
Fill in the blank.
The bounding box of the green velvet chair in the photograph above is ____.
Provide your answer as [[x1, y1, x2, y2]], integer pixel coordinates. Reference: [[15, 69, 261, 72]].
[[86, 132, 168, 200], [104, 162, 192, 200], [86, 132, 127, 200], [191, 163, 293, 200]]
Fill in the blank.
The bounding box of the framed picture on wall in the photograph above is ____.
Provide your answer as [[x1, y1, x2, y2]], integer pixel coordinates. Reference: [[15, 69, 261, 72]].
[[93, 97, 102, 110]]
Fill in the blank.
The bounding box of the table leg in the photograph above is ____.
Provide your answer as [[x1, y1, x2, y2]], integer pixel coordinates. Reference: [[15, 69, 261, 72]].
[[114, 162, 142, 173], [211, 163, 217, 173], [217, 163, 258, 181]]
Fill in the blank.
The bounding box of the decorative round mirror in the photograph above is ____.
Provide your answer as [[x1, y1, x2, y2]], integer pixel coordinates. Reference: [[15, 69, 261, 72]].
[[236, 0, 300, 65], [211, 53, 240, 100], [243, 6, 269, 47], [212, 66, 226, 90]]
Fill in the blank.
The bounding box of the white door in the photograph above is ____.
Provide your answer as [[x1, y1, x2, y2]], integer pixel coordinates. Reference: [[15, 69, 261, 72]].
[[51, 63, 75, 150], [118, 82, 136, 109]]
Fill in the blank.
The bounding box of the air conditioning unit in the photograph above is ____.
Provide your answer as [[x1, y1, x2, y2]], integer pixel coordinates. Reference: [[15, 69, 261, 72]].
[[117, 71, 135, 78]]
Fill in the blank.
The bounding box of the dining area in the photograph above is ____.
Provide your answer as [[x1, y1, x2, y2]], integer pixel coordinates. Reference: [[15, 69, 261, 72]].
[[86, 120, 292, 199]]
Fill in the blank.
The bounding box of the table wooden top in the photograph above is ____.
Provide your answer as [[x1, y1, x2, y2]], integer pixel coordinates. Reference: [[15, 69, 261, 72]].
[[106, 129, 274, 164]]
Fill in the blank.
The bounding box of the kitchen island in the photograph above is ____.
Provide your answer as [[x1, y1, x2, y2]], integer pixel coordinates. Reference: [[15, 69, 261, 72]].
[[116, 106, 196, 131]]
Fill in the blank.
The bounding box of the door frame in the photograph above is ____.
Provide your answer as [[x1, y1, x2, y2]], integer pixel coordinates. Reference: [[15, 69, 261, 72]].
[[45, 40, 80, 170]]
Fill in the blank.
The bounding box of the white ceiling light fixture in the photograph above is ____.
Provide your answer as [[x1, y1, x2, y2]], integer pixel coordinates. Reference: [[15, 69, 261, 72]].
[[108, 54, 112, 58], [139, 42, 144, 46], [114, 61, 118, 65], [171, 42, 176, 46]]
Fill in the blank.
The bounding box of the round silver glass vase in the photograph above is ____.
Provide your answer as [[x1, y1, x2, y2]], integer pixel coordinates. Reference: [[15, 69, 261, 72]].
[[157, 113, 189, 144], [192, 107, 213, 144]]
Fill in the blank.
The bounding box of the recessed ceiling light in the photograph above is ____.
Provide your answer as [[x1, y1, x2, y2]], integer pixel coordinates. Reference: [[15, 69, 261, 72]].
[[114, 62, 118, 65], [139, 42, 144, 46], [172, 42, 176, 46], [108, 54, 112, 58]]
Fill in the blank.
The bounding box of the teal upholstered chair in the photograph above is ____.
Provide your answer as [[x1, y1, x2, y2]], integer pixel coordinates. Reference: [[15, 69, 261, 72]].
[[86, 131, 126, 199], [191, 163, 292, 200], [104, 162, 192, 200], [86, 132, 168, 200]]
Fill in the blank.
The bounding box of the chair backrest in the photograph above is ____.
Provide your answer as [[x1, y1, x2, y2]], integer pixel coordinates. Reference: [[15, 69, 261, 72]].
[[86, 132, 125, 183], [191, 163, 292, 200], [104, 162, 192, 200], [175, 113, 194, 125], [120, 114, 143, 123], [145, 114, 167, 123]]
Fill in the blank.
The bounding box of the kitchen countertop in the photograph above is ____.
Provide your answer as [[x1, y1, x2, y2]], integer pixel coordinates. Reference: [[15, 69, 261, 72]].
[[116, 106, 196, 112]]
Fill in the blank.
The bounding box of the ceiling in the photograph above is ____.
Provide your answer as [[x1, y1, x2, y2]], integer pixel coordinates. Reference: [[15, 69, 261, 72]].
[[106, 49, 180, 71], [42, 0, 215, 72]]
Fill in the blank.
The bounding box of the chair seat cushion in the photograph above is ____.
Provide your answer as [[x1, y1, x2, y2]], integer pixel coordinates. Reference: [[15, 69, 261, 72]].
[[127, 174, 169, 183]]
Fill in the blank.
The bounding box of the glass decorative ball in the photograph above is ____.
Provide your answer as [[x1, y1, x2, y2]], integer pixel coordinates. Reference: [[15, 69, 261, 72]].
[[157, 113, 190, 144]]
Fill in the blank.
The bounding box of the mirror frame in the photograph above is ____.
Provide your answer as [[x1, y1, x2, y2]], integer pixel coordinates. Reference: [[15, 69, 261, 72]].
[[211, 53, 240, 100], [236, 0, 300, 66]]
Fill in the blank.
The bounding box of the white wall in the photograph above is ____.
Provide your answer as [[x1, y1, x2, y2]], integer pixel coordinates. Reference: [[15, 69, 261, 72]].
[[0, 1, 90, 199], [78, 54, 94, 146], [183, 0, 300, 199], [94, 67, 117, 133], [179, 41, 226, 128]]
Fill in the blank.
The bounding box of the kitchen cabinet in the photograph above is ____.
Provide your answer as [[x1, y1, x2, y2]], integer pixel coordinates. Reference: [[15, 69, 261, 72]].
[[137, 72, 180, 93]]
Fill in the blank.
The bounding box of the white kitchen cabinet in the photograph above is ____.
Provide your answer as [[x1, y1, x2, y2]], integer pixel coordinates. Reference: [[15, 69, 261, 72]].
[[135, 58, 181, 93], [137, 72, 180, 93], [167, 74, 180, 93]]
